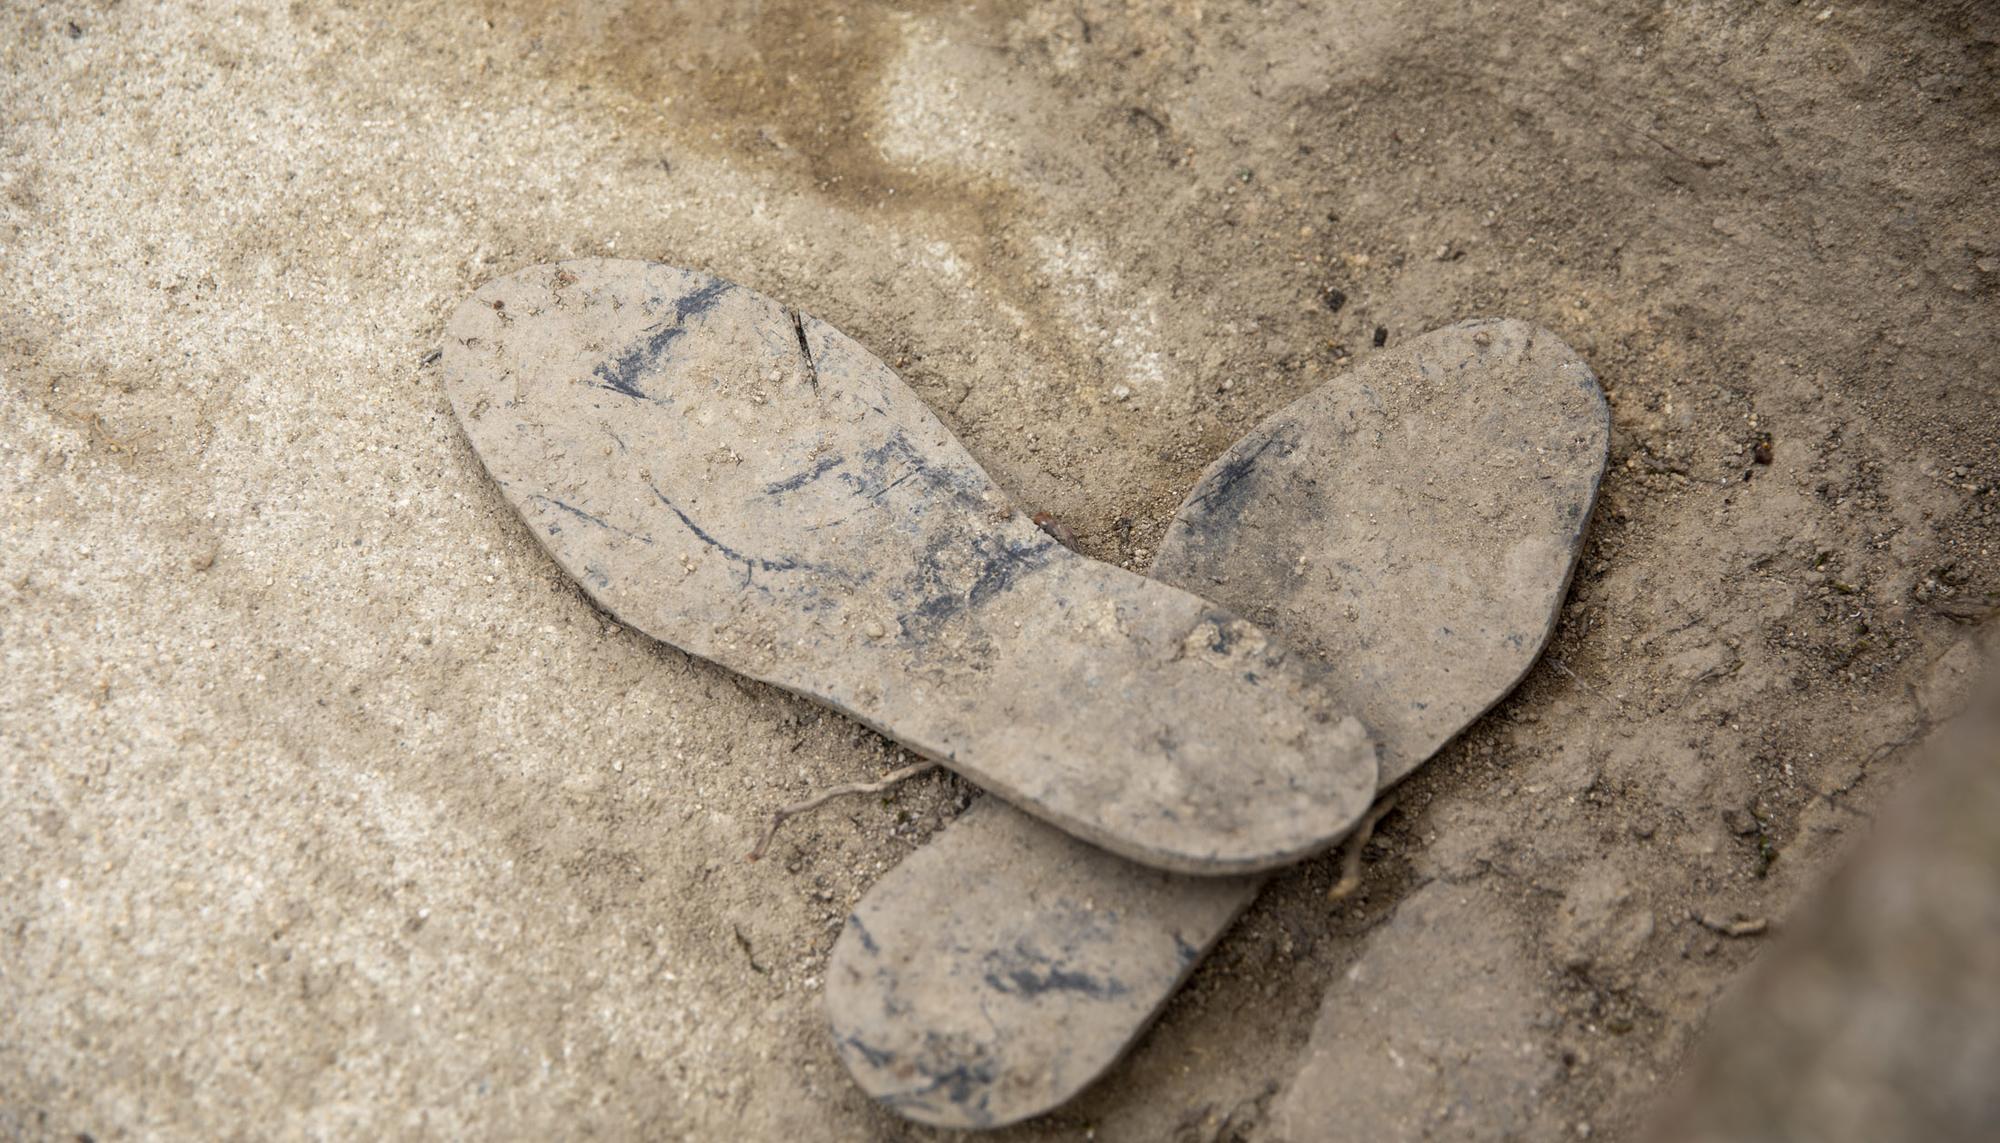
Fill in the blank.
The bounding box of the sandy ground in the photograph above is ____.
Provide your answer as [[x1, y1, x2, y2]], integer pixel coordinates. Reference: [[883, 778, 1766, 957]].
[[2, 1, 1996, 1139]]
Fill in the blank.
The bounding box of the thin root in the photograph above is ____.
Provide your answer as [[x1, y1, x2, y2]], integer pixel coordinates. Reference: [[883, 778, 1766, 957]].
[[1328, 795, 1399, 901], [747, 759, 939, 862], [1550, 658, 1624, 712]]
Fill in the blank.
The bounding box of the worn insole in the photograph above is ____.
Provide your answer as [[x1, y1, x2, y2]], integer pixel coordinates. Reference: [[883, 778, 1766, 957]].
[[824, 319, 1611, 1128], [443, 259, 1376, 875]]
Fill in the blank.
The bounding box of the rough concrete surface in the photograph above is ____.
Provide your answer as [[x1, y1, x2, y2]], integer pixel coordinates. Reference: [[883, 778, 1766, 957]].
[[1269, 879, 1562, 1142], [2, 2, 1996, 1140], [827, 318, 1608, 1128]]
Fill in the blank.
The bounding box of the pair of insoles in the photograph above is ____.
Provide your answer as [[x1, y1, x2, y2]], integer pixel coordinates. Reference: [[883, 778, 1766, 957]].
[[444, 260, 1610, 1128]]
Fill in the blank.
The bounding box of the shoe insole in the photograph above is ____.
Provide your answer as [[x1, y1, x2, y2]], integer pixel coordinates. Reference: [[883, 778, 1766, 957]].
[[824, 319, 1610, 1128], [442, 260, 1376, 875]]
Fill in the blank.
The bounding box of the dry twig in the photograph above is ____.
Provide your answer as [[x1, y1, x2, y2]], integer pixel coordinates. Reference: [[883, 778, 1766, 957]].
[[747, 759, 939, 861], [1328, 795, 1399, 901], [1694, 912, 1768, 938], [1549, 657, 1624, 712], [60, 406, 152, 454]]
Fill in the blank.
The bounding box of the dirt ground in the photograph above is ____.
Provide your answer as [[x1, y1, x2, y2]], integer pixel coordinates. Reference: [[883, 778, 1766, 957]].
[[2, 1, 1995, 1139], [1648, 640, 1998, 1143]]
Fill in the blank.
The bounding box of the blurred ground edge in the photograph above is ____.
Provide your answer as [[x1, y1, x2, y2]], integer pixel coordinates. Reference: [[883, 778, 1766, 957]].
[[1646, 627, 1999, 1143]]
